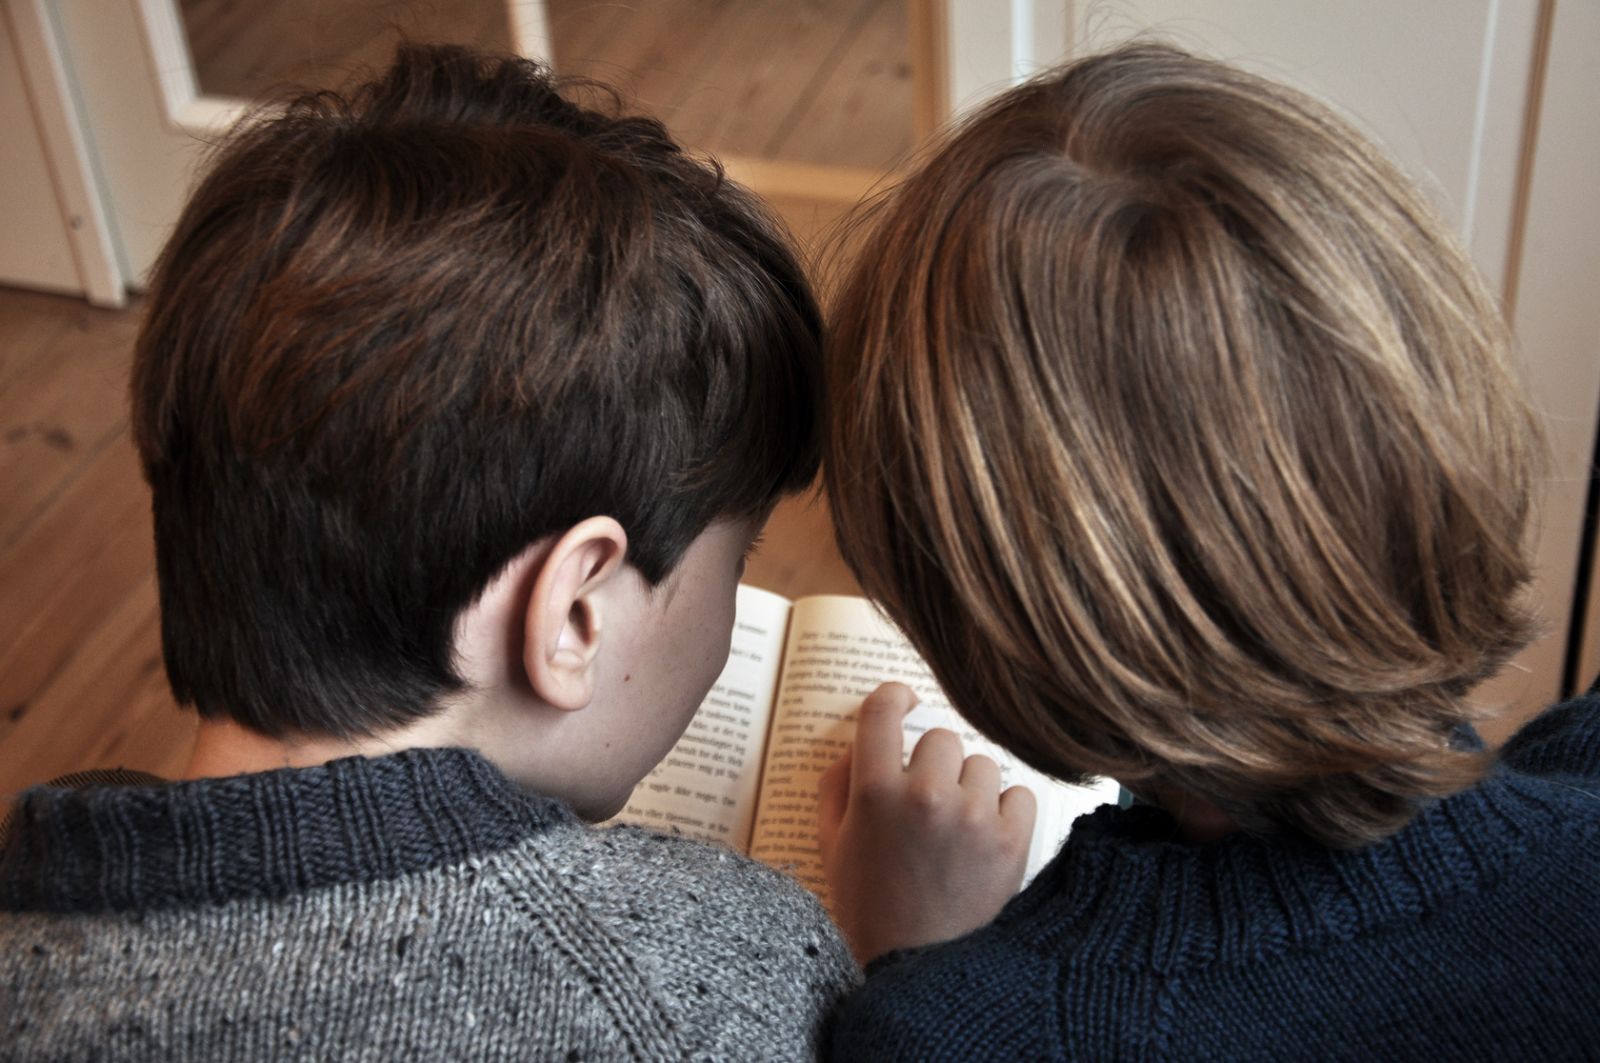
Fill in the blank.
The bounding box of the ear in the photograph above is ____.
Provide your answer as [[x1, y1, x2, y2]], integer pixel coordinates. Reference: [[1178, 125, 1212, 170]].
[[523, 516, 629, 712]]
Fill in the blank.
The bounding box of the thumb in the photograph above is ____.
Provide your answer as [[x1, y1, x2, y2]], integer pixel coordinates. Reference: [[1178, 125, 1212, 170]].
[[816, 747, 853, 856]]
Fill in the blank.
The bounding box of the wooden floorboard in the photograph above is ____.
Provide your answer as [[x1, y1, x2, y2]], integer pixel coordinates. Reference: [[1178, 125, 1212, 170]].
[[0, 572, 182, 793], [0, 290, 77, 388], [648, 0, 874, 160], [179, 0, 514, 99], [0, 301, 138, 549], [768, 0, 914, 169], [0, 288, 189, 801], [0, 433, 158, 746]]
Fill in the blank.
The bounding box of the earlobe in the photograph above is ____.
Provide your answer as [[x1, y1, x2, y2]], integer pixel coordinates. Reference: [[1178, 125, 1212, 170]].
[[523, 517, 628, 712]]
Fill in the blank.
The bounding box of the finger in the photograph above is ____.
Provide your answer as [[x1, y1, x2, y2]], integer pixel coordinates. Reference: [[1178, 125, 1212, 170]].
[[957, 753, 1002, 796], [906, 727, 964, 781], [851, 682, 919, 791], [999, 784, 1039, 833], [816, 748, 853, 853]]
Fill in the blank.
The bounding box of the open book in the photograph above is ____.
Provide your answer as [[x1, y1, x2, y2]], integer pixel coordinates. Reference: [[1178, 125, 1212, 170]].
[[612, 585, 1123, 901]]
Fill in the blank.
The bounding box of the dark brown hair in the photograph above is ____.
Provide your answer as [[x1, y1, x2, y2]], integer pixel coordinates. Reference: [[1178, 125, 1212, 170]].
[[134, 44, 821, 738], [825, 44, 1543, 847]]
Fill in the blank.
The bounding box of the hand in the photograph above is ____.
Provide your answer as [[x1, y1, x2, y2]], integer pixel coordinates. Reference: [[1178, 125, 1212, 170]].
[[817, 682, 1037, 966]]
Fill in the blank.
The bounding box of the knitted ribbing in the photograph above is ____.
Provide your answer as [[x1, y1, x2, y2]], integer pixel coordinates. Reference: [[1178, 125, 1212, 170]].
[[833, 696, 1600, 1061], [0, 748, 545, 912]]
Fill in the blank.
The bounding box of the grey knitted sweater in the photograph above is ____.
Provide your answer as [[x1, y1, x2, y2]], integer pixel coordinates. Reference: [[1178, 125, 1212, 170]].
[[0, 747, 858, 1060]]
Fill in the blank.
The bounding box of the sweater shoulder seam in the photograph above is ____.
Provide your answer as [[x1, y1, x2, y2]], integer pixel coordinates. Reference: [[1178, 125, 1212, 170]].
[[486, 847, 684, 1060]]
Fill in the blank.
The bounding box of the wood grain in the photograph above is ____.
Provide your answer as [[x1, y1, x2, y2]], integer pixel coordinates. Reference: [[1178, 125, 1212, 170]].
[[178, 0, 914, 172], [0, 435, 157, 746], [178, 0, 514, 98], [765, 0, 915, 169], [0, 298, 139, 548], [0, 289, 190, 802], [0, 574, 182, 795]]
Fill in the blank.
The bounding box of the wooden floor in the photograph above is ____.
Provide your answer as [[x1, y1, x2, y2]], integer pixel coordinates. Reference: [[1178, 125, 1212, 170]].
[[179, 0, 915, 172], [0, 284, 857, 805], [0, 289, 187, 799]]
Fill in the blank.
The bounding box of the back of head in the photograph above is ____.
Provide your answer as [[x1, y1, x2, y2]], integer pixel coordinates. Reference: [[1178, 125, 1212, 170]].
[[825, 43, 1543, 847], [134, 44, 821, 739]]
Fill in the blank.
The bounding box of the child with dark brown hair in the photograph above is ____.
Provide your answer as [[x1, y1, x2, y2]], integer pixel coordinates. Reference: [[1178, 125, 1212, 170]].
[[818, 43, 1599, 1060], [0, 44, 855, 1059]]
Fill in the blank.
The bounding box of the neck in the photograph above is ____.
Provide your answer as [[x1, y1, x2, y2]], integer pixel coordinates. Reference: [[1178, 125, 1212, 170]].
[[183, 714, 462, 780], [1126, 782, 1240, 844]]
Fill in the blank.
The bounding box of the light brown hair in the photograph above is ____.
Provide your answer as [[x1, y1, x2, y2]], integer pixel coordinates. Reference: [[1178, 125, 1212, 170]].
[[134, 44, 822, 738], [825, 44, 1543, 847]]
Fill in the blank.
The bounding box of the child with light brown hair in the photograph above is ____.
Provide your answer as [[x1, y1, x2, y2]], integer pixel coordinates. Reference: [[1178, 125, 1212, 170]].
[[816, 43, 1600, 1060]]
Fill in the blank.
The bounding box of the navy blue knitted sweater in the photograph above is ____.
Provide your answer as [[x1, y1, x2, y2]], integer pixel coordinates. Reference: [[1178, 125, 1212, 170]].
[[831, 696, 1600, 1061]]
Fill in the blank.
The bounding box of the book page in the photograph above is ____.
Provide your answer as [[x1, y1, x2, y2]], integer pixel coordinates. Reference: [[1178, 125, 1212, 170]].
[[609, 584, 791, 849], [747, 595, 1118, 899]]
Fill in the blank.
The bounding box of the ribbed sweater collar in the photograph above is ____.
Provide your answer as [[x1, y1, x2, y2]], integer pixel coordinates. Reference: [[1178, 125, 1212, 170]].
[[1010, 767, 1569, 973], [0, 747, 566, 913]]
